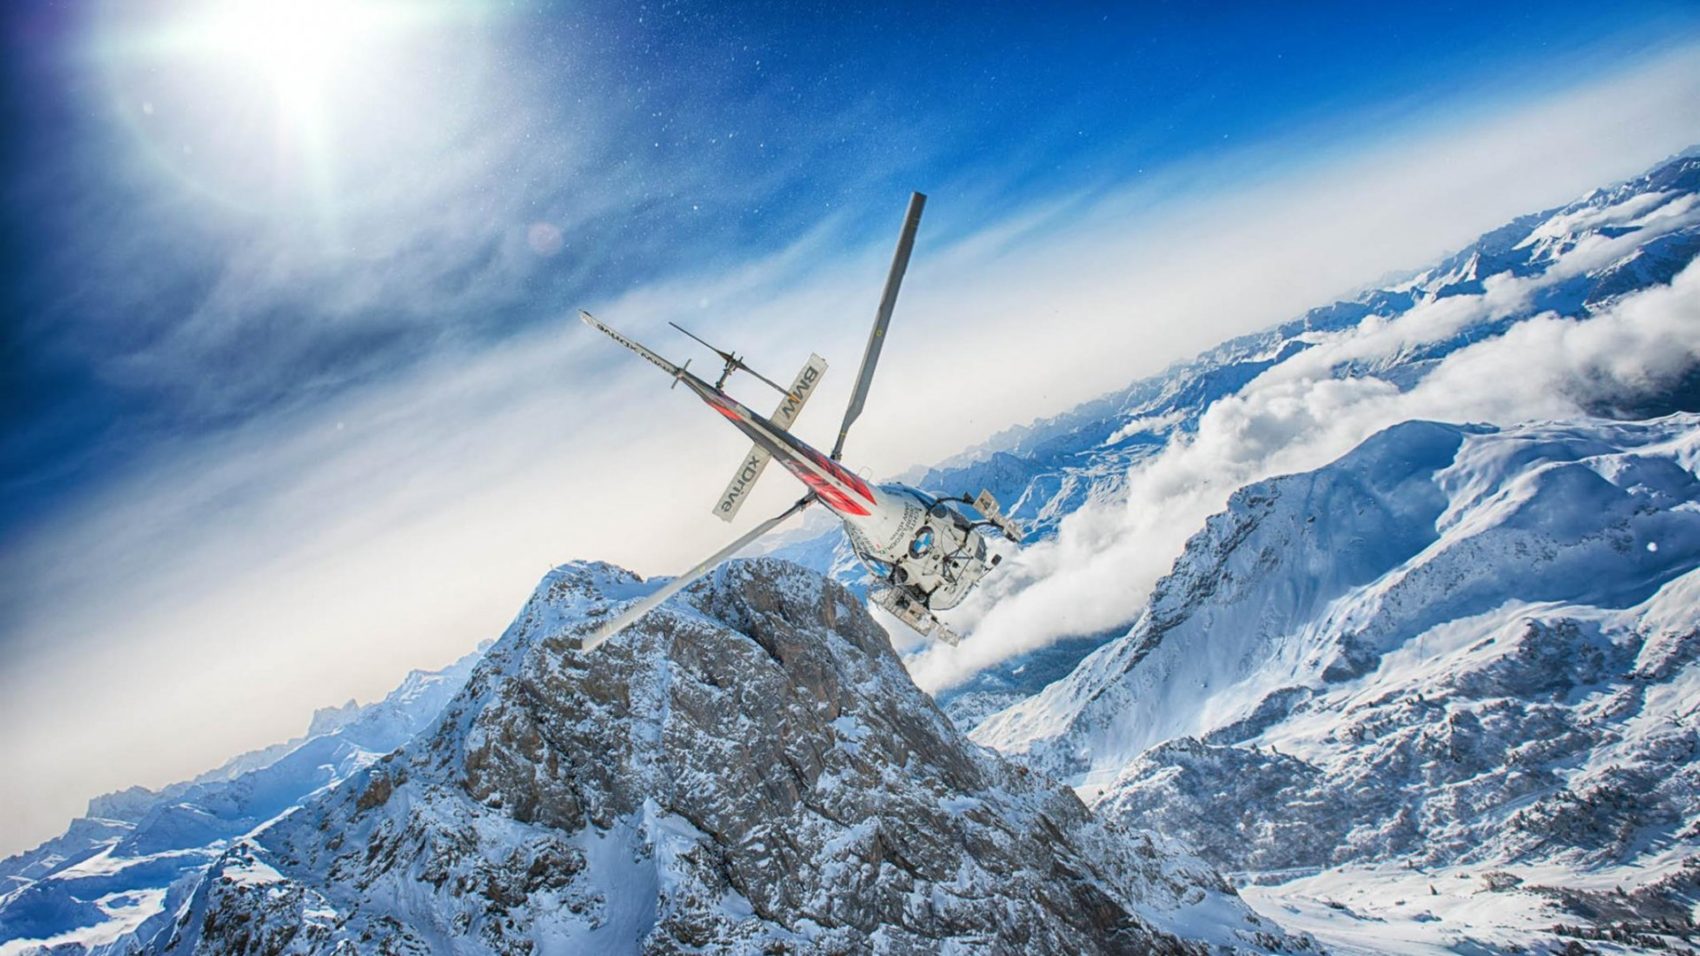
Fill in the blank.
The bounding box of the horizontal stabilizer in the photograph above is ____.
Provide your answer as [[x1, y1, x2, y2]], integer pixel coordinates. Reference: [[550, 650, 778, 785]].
[[716, 447, 775, 523], [714, 353, 827, 521]]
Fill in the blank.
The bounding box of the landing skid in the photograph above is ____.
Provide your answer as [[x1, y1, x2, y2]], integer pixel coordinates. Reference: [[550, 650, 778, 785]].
[[872, 586, 960, 645]]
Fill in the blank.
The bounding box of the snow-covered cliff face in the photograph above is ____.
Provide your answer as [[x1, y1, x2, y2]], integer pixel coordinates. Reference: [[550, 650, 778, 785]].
[[975, 415, 1700, 949], [155, 559, 1300, 955], [0, 649, 483, 954]]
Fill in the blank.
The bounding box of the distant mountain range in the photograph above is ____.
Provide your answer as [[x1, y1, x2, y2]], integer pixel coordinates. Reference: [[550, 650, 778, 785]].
[[779, 147, 1700, 731], [0, 649, 484, 953]]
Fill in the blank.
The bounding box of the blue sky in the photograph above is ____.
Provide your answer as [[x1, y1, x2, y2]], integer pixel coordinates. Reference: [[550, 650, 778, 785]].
[[7, 0, 1699, 530], [3, 0, 1700, 854]]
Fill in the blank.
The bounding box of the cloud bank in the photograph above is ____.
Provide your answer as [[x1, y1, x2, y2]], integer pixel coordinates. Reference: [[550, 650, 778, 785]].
[[907, 198, 1700, 692]]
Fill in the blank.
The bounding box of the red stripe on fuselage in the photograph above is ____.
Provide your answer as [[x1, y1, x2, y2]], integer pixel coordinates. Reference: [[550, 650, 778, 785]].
[[697, 385, 871, 515], [791, 468, 870, 516], [799, 446, 875, 504]]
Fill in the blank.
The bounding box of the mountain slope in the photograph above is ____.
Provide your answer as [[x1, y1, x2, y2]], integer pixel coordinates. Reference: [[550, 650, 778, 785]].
[[0, 649, 484, 955], [155, 559, 1300, 955], [773, 151, 1700, 724], [975, 415, 1700, 950], [12, 146, 1700, 956]]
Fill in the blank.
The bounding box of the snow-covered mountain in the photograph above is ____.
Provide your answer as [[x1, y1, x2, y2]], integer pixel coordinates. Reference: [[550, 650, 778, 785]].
[[974, 415, 1700, 950], [0, 649, 484, 955], [153, 559, 1300, 954], [8, 148, 1700, 955], [777, 150, 1700, 728]]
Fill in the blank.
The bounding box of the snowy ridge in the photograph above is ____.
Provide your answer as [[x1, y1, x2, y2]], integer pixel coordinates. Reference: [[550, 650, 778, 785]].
[[975, 415, 1700, 950], [780, 151, 1700, 724], [8, 145, 1700, 956]]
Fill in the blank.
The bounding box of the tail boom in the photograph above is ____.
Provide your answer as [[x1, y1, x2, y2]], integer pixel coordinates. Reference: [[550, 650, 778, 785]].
[[696, 387, 876, 517], [580, 311, 684, 379], [579, 310, 876, 519]]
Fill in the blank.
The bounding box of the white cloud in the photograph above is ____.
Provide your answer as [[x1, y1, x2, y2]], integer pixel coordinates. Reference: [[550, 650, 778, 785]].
[[5, 44, 1700, 856], [907, 232, 1700, 693]]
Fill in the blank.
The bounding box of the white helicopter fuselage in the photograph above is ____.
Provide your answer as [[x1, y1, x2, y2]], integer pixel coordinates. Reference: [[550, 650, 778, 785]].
[[680, 366, 994, 615], [841, 483, 992, 612]]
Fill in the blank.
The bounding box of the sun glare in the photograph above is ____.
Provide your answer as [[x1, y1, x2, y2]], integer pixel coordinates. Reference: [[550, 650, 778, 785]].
[[195, 0, 383, 123], [102, 0, 471, 217]]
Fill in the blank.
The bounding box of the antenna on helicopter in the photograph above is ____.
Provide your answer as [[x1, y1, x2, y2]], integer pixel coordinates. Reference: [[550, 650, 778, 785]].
[[669, 322, 796, 398]]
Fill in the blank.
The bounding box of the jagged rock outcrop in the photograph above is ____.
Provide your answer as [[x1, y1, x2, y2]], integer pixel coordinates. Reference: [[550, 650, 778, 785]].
[[156, 558, 1300, 954]]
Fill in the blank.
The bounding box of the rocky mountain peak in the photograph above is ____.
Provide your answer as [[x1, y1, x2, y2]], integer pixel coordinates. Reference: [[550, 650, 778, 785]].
[[158, 558, 1296, 954]]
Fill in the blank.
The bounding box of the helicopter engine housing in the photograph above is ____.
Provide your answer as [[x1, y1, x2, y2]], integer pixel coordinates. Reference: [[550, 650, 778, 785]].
[[845, 483, 992, 613]]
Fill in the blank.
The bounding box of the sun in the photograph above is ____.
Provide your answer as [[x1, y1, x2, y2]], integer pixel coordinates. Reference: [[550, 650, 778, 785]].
[[100, 0, 459, 216], [188, 0, 390, 127]]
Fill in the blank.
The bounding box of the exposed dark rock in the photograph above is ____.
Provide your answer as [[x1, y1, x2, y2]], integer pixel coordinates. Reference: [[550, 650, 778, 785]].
[[155, 559, 1298, 954]]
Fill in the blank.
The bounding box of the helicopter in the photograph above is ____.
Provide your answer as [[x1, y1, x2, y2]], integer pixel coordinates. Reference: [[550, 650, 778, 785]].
[[579, 192, 1022, 651]]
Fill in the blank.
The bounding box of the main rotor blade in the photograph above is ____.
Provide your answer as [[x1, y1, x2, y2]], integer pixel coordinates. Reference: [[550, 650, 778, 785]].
[[579, 495, 814, 652], [832, 191, 926, 460]]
